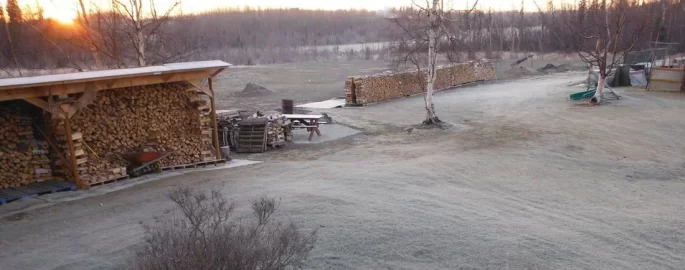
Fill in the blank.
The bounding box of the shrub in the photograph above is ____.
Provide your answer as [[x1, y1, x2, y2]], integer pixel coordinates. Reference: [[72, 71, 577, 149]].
[[131, 187, 317, 270]]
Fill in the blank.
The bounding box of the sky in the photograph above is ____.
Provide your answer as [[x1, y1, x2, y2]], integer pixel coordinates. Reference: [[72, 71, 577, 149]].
[[8, 0, 546, 23]]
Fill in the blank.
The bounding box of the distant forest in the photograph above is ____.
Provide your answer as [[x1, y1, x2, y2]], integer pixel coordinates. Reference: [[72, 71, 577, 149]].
[[0, 1, 684, 72]]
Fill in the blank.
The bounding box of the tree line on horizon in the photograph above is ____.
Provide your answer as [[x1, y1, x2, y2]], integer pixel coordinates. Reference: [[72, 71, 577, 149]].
[[0, 0, 683, 73]]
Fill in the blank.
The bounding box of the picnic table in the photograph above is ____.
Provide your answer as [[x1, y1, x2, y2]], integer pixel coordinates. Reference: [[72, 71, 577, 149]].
[[283, 114, 323, 141]]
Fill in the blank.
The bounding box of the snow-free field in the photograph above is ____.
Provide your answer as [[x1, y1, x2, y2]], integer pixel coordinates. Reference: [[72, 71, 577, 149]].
[[1, 70, 685, 269]]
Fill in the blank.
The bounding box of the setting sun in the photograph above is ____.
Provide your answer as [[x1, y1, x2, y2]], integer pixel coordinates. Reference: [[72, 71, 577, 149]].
[[50, 13, 77, 24], [42, 5, 78, 24]]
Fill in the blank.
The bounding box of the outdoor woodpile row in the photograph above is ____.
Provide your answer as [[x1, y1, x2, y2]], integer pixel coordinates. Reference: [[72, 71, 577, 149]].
[[475, 61, 497, 81], [345, 61, 496, 105], [0, 104, 53, 188], [66, 82, 206, 176]]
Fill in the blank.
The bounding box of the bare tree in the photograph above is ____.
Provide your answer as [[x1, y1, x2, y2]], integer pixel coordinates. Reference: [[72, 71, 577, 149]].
[[72, 0, 182, 68], [566, 0, 642, 103], [1, 3, 683, 71], [389, 0, 478, 125], [112, 0, 180, 66]]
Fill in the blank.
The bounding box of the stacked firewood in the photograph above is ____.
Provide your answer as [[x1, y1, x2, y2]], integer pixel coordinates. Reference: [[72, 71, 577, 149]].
[[0, 106, 31, 150], [217, 110, 242, 128], [475, 61, 497, 81], [52, 128, 128, 184], [0, 151, 33, 188], [344, 78, 357, 106], [31, 140, 52, 181], [265, 114, 292, 147], [79, 155, 128, 184], [345, 61, 496, 105], [65, 82, 204, 174], [0, 105, 53, 188]]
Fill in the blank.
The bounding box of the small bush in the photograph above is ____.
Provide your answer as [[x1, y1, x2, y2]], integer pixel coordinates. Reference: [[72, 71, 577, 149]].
[[131, 187, 317, 270]]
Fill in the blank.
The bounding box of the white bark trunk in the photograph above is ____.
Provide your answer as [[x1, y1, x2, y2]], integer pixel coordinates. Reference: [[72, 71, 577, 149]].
[[136, 26, 146, 66], [424, 0, 440, 124], [594, 76, 605, 104]]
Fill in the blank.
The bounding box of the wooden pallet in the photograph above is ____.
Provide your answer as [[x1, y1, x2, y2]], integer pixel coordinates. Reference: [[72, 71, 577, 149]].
[[0, 189, 30, 205], [236, 119, 268, 153], [0, 179, 76, 204]]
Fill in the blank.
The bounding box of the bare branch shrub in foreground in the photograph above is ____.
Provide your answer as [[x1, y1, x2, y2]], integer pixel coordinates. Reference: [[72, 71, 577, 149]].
[[131, 187, 317, 270]]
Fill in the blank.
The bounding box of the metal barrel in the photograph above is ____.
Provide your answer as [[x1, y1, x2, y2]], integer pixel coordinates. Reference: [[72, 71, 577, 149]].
[[282, 99, 294, 114]]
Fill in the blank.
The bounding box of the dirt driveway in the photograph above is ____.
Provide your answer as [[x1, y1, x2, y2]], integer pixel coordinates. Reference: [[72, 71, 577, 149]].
[[1, 73, 685, 269]]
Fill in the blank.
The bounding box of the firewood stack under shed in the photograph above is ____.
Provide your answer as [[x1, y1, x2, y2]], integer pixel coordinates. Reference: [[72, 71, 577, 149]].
[[51, 82, 209, 184], [0, 60, 231, 190], [0, 104, 53, 188]]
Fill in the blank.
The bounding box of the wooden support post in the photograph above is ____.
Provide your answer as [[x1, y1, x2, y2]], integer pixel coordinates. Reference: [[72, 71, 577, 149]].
[[208, 78, 221, 162], [63, 114, 87, 189]]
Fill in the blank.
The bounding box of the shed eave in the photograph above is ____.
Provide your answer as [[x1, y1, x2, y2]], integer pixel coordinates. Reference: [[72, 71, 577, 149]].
[[0, 61, 230, 101]]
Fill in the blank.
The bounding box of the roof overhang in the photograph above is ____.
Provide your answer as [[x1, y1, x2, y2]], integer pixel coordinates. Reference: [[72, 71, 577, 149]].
[[0, 60, 231, 101]]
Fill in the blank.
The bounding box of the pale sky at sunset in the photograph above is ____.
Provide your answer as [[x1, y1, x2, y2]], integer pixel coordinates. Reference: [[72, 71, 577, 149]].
[[8, 0, 545, 23]]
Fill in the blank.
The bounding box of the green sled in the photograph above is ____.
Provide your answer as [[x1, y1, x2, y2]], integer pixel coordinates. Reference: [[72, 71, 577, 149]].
[[570, 89, 596, 101]]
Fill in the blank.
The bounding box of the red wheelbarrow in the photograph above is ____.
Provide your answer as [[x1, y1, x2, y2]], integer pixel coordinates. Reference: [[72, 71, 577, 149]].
[[123, 151, 174, 177]]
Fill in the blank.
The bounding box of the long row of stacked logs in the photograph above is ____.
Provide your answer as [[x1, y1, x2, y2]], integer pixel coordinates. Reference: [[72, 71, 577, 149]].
[[345, 61, 496, 105], [0, 104, 52, 188], [63, 82, 207, 181]]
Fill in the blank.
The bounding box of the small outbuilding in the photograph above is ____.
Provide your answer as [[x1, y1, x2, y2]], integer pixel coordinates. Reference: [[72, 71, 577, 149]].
[[0, 61, 230, 190], [648, 67, 685, 92]]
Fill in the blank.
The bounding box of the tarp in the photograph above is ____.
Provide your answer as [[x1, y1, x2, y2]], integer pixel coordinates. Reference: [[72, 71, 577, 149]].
[[629, 70, 647, 86], [587, 67, 647, 87]]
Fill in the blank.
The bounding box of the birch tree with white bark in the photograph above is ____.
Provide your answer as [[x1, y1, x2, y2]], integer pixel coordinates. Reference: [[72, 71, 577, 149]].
[[566, 0, 641, 104], [389, 0, 478, 125], [74, 0, 181, 68]]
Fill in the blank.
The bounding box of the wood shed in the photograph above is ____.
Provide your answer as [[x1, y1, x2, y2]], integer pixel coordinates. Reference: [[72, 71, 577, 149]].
[[648, 67, 685, 91], [0, 61, 230, 190]]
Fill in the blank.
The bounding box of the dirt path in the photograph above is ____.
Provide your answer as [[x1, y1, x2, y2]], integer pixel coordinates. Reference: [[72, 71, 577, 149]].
[[1, 73, 685, 269]]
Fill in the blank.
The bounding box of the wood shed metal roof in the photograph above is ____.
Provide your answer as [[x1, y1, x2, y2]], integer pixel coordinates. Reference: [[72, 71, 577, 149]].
[[0, 60, 231, 101]]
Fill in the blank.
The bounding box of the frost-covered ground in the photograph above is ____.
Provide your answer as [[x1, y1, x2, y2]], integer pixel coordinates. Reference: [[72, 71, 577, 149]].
[[2, 72, 685, 269]]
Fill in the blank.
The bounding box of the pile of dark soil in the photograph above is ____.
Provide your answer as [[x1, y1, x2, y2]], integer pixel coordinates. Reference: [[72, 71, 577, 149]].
[[234, 83, 275, 97], [501, 66, 541, 79], [537, 63, 570, 73]]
